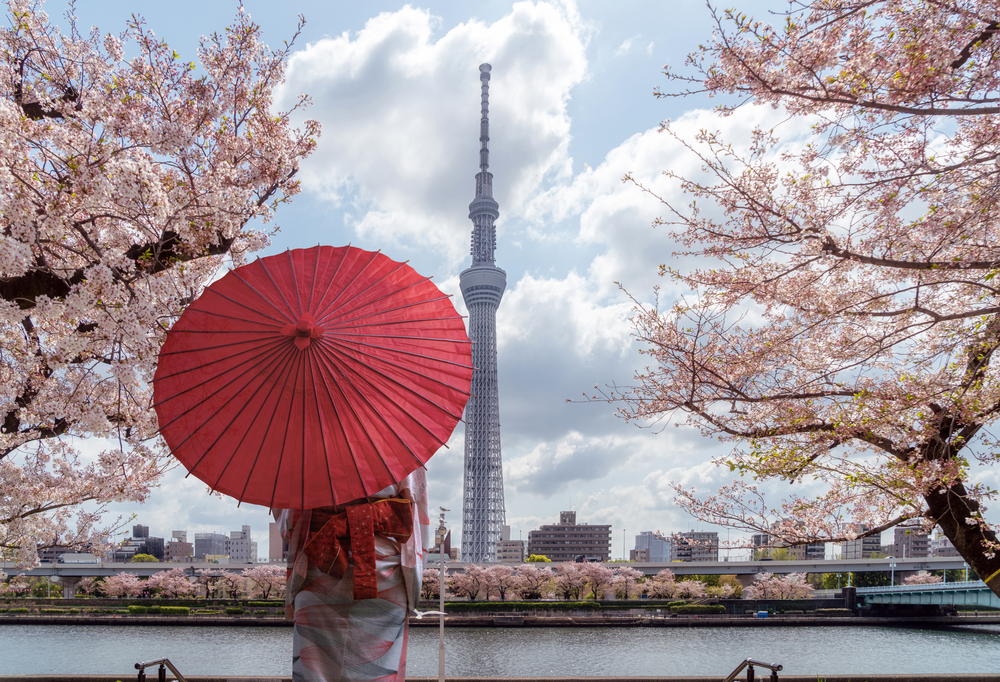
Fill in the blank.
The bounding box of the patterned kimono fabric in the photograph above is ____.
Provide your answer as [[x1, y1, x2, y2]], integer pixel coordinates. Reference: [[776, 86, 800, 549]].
[[275, 468, 429, 682]]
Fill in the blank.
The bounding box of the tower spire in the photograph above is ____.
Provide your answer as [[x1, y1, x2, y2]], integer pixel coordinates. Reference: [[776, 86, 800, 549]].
[[479, 63, 491, 176], [460, 63, 507, 563]]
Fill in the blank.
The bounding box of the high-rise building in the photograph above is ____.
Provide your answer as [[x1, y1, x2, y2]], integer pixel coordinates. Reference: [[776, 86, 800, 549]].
[[269, 522, 287, 563], [931, 533, 960, 557], [496, 524, 526, 563], [460, 63, 507, 563], [229, 525, 257, 564], [671, 531, 719, 562], [165, 531, 193, 563], [840, 526, 883, 559], [634, 531, 672, 562], [893, 525, 930, 559], [527, 511, 612, 562], [194, 532, 229, 560]]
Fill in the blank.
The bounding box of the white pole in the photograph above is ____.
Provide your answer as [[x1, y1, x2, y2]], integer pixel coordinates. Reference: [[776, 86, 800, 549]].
[[437, 509, 448, 682]]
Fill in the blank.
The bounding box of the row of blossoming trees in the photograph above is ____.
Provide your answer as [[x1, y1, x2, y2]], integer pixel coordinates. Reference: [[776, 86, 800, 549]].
[[419, 565, 810, 601], [0, 565, 286, 600]]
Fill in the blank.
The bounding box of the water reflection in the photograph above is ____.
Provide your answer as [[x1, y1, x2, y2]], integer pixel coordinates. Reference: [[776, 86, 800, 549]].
[[0, 624, 997, 677]]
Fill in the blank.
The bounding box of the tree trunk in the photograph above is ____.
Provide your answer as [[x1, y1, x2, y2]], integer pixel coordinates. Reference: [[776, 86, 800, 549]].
[[925, 481, 1000, 597]]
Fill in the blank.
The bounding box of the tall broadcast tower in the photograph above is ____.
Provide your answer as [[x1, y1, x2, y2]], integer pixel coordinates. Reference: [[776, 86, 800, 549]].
[[460, 63, 506, 563]]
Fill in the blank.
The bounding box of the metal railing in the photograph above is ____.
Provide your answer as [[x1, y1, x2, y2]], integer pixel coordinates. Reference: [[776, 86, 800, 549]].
[[135, 658, 187, 682], [856, 580, 985, 593], [722, 658, 782, 682]]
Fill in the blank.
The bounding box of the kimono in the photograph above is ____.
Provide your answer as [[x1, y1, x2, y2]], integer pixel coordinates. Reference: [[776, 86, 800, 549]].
[[274, 467, 430, 682]]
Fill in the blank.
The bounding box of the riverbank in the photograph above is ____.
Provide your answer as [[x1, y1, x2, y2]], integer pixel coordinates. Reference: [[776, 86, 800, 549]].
[[2, 612, 999, 627]]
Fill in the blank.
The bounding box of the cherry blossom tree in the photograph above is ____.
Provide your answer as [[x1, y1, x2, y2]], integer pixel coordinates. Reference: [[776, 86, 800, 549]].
[[448, 564, 488, 601], [100, 571, 142, 598], [581, 562, 614, 600], [0, 1, 318, 566], [551, 562, 588, 600], [517, 564, 553, 600], [76, 575, 97, 596], [672, 578, 708, 600], [242, 564, 285, 600], [611, 566, 644, 599], [484, 564, 524, 601], [219, 570, 246, 599], [421, 568, 440, 600], [746, 573, 814, 600], [903, 570, 943, 585], [646, 568, 678, 599], [197, 568, 223, 599], [607, 0, 1000, 595], [146, 567, 196, 598]]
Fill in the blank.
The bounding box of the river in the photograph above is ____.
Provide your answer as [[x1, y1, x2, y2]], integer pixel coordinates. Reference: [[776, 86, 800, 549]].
[[1, 624, 999, 677]]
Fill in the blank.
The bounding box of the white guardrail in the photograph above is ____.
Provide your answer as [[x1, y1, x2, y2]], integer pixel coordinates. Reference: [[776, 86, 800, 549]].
[[856, 580, 987, 593]]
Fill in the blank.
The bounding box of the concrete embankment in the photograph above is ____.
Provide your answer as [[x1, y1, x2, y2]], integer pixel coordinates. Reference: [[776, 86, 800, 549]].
[[0, 669, 1000, 682], [3, 613, 1000, 627]]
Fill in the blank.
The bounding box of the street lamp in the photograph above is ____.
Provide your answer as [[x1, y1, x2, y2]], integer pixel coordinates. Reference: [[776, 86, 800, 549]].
[[437, 508, 449, 682], [888, 555, 896, 586]]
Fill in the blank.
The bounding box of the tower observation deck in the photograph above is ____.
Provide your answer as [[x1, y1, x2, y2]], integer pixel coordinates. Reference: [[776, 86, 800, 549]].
[[459, 63, 506, 563]]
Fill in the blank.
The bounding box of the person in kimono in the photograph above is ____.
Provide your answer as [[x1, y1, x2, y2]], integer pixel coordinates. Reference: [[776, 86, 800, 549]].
[[274, 467, 429, 682]]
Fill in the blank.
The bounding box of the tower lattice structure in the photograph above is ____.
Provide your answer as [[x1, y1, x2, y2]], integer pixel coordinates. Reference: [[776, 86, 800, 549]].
[[459, 63, 506, 563]]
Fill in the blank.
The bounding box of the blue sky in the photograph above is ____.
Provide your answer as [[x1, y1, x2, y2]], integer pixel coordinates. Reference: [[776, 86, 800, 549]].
[[64, 0, 937, 559]]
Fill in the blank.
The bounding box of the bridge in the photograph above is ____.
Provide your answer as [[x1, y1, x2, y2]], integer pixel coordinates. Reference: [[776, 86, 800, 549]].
[[2, 556, 976, 597], [857, 580, 1000, 608], [0, 561, 256, 597]]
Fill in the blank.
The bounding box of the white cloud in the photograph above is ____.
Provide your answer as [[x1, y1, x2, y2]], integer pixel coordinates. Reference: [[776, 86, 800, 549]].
[[614, 38, 633, 57], [277, 2, 590, 267]]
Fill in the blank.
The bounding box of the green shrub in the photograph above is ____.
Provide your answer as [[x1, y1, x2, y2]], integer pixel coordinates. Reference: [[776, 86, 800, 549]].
[[194, 609, 220, 614], [670, 605, 727, 615], [39, 608, 80, 614], [226, 607, 244, 615], [248, 601, 281, 607], [816, 608, 853, 616], [160, 606, 190, 615], [128, 605, 147, 614], [7, 607, 29, 613]]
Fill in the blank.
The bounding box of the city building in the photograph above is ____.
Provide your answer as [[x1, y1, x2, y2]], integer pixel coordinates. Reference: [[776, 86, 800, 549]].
[[496, 525, 525, 563], [269, 522, 287, 563], [165, 531, 194, 563], [931, 533, 961, 558], [671, 531, 719, 562], [841, 526, 883, 559], [634, 531, 672, 562], [787, 542, 827, 561], [37, 543, 72, 563], [629, 548, 650, 562], [893, 525, 930, 559], [111, 524, 164, 562], [460, 63, 507, 563], [194, 532, 229, 560], [229, 525, 257, 564], [527, 511, 612, 562]]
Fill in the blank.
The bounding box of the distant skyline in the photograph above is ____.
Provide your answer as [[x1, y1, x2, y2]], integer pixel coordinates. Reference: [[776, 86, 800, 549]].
[[60, 0, 1000, 560]]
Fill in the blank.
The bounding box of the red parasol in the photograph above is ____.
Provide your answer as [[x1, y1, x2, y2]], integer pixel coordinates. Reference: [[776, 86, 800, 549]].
[[152, 245, 472, 509]]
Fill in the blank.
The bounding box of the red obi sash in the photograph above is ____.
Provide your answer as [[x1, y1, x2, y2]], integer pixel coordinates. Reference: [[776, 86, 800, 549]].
[[302, 497, 413, 600]]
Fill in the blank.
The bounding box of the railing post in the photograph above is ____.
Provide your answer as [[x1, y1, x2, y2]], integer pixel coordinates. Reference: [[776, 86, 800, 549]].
[[747, 663, 755, 682], [137, 669, 145, 682], [770, 669, 779, 682], [158, 664, 166, 682]]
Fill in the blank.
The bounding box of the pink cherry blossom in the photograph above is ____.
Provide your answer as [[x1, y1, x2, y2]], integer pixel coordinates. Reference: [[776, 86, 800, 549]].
[[0, 1, 318, 567], [146, 567, 196, 598], [604, 0, 1000, 595], [242, 564, 286, 600], [903, 570, 943, 585]]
